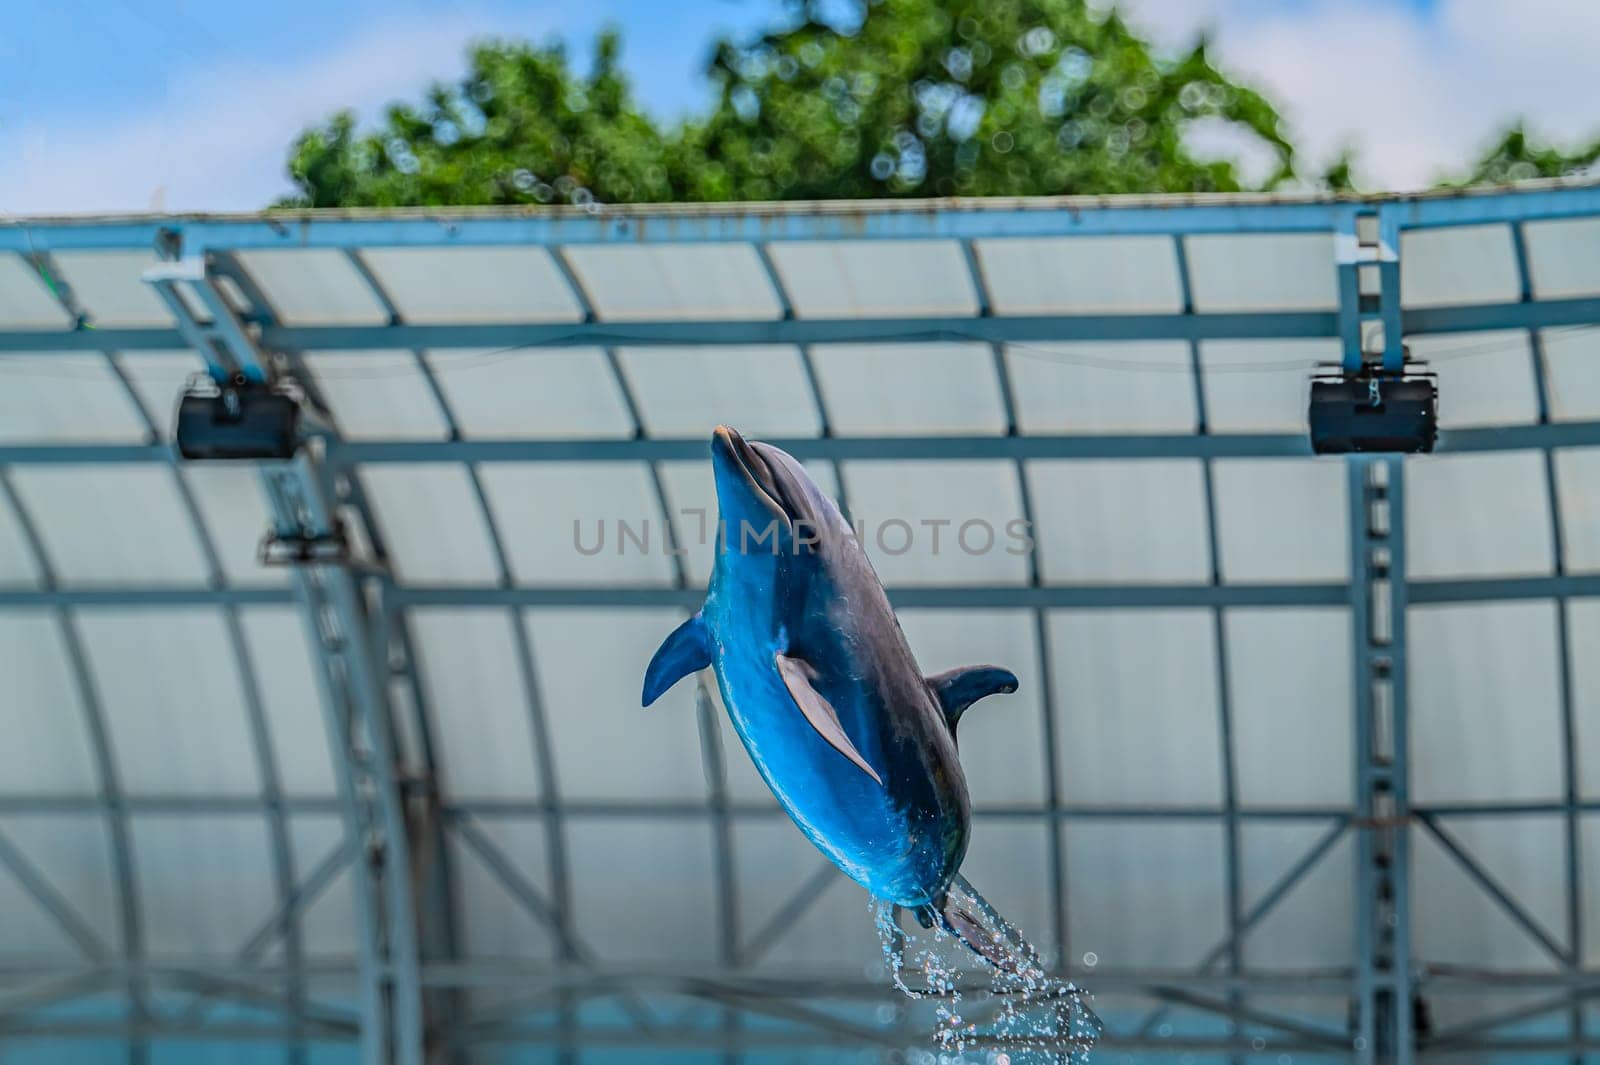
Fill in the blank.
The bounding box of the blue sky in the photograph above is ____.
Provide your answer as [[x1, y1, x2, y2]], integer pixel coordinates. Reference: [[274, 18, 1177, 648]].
[[2, 1, 773, 128], [2, 0, 1596, 213]]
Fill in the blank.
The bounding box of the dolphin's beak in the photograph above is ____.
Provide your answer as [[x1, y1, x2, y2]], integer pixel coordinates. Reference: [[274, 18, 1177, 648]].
[[711, 425, 748, 471], [711, 425, 789, 529]]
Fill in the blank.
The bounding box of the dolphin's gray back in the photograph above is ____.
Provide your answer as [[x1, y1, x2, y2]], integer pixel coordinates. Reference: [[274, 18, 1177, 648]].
[[749, 439, 962, 772]]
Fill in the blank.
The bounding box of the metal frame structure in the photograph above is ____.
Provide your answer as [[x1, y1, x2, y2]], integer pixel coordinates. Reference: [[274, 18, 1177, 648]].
[[2, 180, 1600, 1062]]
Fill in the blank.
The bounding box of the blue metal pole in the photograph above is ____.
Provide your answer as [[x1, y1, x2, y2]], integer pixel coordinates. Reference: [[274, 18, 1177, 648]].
[[1348, 455, 1413, 1065]]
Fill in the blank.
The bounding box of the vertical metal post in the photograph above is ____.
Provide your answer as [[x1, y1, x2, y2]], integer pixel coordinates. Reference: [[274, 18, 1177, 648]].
[[1348, 455, 1412, 1065], [342, 247, 474, 1065], [144, 255, 429, 1065], [1335, 210, 1368, 374], [1346, 205, 1415, 1065], [260, 454, 425, 1065], [1376, 214, 1406, 374], [1335, 206, 1404, 374]]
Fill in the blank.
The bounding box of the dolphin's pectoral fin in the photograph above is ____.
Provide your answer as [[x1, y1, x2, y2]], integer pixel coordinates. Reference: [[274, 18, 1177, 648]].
[[926, 665, 1020, 733], [775, 654, 884, 787], [642, 613, 713, 707]]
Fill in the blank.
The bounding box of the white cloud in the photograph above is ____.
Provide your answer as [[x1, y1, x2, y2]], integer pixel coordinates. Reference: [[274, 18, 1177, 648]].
[[1, 14, 498, 214], [1114, 0, 1600, 189]]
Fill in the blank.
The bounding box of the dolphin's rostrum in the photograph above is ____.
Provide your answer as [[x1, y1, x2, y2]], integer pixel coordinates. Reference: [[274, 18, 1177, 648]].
[[642, 425, 1026, 965]]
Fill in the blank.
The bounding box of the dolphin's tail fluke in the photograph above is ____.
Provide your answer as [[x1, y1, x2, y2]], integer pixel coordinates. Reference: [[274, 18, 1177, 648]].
[[927, 874, 1043, 974], [930, 874, 1104, 1040]]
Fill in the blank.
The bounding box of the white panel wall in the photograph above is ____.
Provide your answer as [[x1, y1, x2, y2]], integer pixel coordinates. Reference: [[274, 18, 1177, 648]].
[[812, 343, 1007, 435], [410, 609, 544, 801], [1410, 602, 1564, 804], [896, 608, 1046, 806], [1050, 609, 1222, 806], [526, 608, 707, 802]]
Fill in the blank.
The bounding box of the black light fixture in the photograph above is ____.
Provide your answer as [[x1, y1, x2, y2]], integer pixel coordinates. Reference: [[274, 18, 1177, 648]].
[[175, 374, 302, 461], [1308, 365, 1439, 455]]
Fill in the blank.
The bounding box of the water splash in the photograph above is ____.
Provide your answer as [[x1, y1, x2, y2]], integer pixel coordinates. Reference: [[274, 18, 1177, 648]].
[[872, 882, 1102, 1063], [873, 901, 973, 1050]]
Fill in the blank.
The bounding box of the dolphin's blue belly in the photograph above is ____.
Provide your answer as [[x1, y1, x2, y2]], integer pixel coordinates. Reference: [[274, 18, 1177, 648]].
[[712, 640, 953, 905]]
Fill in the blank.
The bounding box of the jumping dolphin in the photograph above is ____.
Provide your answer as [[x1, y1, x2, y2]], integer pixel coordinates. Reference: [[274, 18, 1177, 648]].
[[641, 425, 1024, 964]]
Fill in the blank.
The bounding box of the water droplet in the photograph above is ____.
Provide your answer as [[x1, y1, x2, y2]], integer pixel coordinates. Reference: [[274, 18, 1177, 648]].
[[1081, 951, 1098, 967], [870, 894, 1100, 1057]]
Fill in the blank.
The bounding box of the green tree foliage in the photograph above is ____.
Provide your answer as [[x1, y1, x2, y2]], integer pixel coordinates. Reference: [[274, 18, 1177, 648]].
[[1448, 122, 1600, 187], [284, 31, 677, 207], [281, 0, 1297, 207], [1317, 147, 1357, 193], [686, 0, 1293, 199]]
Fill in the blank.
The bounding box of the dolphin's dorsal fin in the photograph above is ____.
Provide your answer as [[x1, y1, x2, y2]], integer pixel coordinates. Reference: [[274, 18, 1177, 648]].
[[775, 654, 884, 786], [642, 613, 713, 707], [927, 666, 1019, 733]]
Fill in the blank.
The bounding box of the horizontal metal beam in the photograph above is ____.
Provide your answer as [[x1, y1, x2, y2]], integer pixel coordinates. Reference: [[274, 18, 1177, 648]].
[[0, 793, 1347, 821], [0, 201, 1361, 258], [8, 418, 1600, 470], [0, 298, 1593, 354], [0, 586, 294, 607], [0, 444, 174, 464], [390, 576, 1600, 609], [472, 1027, 1313, 1055], [0, 311, 1335, 354], [5, 183, 1598, 257], [1391, 183, 1600, 228], [7, 1016, 1599, 1056], [414, 959, 1358, 994], [452, 798, 1350, 820], [1421, 965, 1600, 989], [19, 957, 1600, 994], [388, 583, 1347, 609], [1407, 296, 1600, 335], [1408, 573, 1600, 603], [1437, 421, 1600, 452], [267, 312, 1340, 349], [10, 792, 1597, 821], [336, 432, 1318, 463], [0, 1018, 1290, 1055], [1416, 800, 1600, 817], [0, 576, 1590, 619], [0, 1021, 355, 1042], [0, 795, 342, 814], [1, 575, 1595, 616]]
